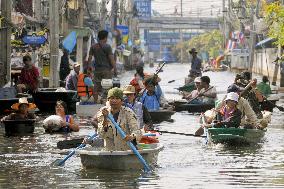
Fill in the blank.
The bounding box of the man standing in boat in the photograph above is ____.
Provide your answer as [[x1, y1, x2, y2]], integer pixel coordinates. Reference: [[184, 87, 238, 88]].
[[188, 48, 202, 77], [96, 87, 142, 151]]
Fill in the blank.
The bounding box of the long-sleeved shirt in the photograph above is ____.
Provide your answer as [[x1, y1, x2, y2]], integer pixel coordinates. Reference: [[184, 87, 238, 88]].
[[216, 96, 259, 127], [140, 84, 162, 111], [97, 106, 142, 151]]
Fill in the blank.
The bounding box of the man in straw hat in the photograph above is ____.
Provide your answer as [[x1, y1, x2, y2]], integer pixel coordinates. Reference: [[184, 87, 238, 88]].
[[96, 87, 142, 151], [188, 48, 202, 76], [65, 62, 80, 90], [123, 85, 153, 130], [1, 97, 37, 121]]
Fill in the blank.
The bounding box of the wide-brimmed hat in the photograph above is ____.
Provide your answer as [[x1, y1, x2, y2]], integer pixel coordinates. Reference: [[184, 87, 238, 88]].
[[189, 48, 198, 54], [123, 85, 135, 94], [225, 92, 239, 103], [11, 97, 36, 110], [194, 77, 201, 83], [73, 62, 80, 68]]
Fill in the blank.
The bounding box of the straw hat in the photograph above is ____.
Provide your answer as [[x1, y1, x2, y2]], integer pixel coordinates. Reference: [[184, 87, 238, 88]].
[[194, 77, 201, 83], [189, 48, 198, 54], [123, 85, 135, 94], [225, 92, 239, 103], [73, 62, 80, 68], [11, 97, 36, 110]]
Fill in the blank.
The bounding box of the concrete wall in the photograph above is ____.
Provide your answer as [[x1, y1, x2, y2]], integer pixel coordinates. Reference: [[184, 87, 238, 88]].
[[252, 48, 279, 82]]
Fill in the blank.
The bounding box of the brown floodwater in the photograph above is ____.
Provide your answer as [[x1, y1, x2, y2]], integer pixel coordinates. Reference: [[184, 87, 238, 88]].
[[0, 64, 284, 188]]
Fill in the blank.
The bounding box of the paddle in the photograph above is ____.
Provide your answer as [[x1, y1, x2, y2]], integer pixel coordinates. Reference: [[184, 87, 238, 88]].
[[136, 62, 166, 101], [194, 114, 207, 136], [153, 130, 206, 138], [107, 114, 151, 172], [52, 133, 97, 166], [186, 86, 214, 104], [263, 98, 284, 112]]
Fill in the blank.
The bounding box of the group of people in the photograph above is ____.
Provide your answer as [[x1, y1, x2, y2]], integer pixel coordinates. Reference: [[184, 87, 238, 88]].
[[194, 72, 272, 135]]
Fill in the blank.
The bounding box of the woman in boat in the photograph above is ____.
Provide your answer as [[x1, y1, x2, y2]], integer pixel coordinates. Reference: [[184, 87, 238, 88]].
[[96, 87, 142, 151], [130, 65, 148, 95], [123, 85, 153, 130], [209, 92, 242, 128], [1, 97, 37, 121], [54, 100, 79, 132], [215, 84, 263, 129]]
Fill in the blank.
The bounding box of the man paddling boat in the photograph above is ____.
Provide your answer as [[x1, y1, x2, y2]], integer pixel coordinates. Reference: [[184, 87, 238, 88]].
[[96, 88, 142, 151]]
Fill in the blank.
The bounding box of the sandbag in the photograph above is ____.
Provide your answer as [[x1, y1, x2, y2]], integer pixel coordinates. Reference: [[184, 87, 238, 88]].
[[43, 115, 63, 132]]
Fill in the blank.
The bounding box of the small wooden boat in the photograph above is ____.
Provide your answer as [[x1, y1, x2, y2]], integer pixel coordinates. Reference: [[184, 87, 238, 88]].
[[2, 119, 36, 136], [206, 127, 266, 145], [170, 100, 215, 112], [32, 88, 78, 113], [149, 109, 175, 123], [176, 83, 195, 93], [78, 143, 164, 170]]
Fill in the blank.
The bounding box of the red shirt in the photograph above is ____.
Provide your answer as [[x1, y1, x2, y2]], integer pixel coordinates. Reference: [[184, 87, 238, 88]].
[[19, 66, 39, 90]]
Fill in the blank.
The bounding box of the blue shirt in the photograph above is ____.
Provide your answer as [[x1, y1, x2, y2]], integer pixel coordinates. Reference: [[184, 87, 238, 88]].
[[140, 85, 162, 111]]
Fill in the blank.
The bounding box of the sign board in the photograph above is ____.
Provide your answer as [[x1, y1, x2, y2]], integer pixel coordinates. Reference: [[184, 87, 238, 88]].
[[134, 0, 151, 20], [116, 25, 129, 35], [22, 34, 47, 45]]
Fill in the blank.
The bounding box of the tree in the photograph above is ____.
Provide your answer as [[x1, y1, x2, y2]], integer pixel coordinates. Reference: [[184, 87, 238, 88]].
[[264, 2, 284, 47], [172, 30, 224, 62]]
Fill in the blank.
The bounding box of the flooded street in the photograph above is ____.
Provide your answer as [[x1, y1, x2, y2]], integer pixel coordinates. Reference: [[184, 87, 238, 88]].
[[1, 64, 284, 188]]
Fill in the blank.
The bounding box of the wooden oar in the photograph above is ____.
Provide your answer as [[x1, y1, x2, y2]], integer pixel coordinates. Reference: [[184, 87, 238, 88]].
[[263, 98, 284, 112], [194, 114, 207, 136], [186, 86, 214, 104], [136, 62, 166, 101], [107, 114, 151, 172], [153, 130, 206, 138], [52, 133, 97, 166]]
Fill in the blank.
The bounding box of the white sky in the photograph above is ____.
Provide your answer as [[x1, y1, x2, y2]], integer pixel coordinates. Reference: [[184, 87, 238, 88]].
[[151, 0, 223, 17]]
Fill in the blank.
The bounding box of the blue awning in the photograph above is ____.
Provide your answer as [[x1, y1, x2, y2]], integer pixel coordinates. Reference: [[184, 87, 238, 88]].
[[255, 37, 276, 48]]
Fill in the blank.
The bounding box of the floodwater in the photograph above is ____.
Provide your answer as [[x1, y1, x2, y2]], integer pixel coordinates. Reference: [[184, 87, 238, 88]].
[[1, 64, 284, 188]]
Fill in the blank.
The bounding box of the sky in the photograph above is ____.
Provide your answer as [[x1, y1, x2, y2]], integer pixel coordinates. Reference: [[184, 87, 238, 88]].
[[151, 0, 224, 17]]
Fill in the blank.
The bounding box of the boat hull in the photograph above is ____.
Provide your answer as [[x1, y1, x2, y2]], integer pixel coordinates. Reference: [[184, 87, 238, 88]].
[[3, 119, 36, 136], [32, 88, 78, 113], [171, 101, 215, 112], [207, 128, 266, 145], [149, 110, 175, 123], [78, 144, 163, 170]]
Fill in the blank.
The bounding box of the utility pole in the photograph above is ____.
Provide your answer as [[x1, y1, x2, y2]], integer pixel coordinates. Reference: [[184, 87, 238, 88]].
[[33, 0, 42, 22], [129, 0, 134, 67], [222, 0, 226, 49], [248, 7, 256, 74], [0, 0, 12, 87], [111, 0, 118, 32], [76, 0, 84, 65], [100, 0, 107, 30], [180, 0, 183, 63], [49, 0, 60, 87]]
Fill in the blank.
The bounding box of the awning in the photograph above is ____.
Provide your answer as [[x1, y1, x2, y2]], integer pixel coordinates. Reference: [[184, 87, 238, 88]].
[[255, 37, 277, 48]]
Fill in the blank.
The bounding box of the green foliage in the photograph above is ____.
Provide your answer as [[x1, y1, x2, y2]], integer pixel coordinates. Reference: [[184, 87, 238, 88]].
[[264, 2, 284, 47], [173, 30, 224, 62]]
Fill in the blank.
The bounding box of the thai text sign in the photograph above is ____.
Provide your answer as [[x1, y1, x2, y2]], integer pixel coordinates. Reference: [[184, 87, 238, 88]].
[[134, 0, 151, 19]]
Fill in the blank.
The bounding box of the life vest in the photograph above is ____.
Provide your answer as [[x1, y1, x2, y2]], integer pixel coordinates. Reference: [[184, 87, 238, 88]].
[[77, 73, 93, 97]]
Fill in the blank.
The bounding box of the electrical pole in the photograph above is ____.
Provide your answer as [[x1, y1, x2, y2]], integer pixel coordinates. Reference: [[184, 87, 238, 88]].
[[0, 0, 11, 87], [76, 0, 84, 66], [49, 0, 60, 87], [111, 0, 118, 32], [248, 7, 256, 74], [180, 0, 183, 63], [100, 0, 107, 30], [222, 0, 226, 49]]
